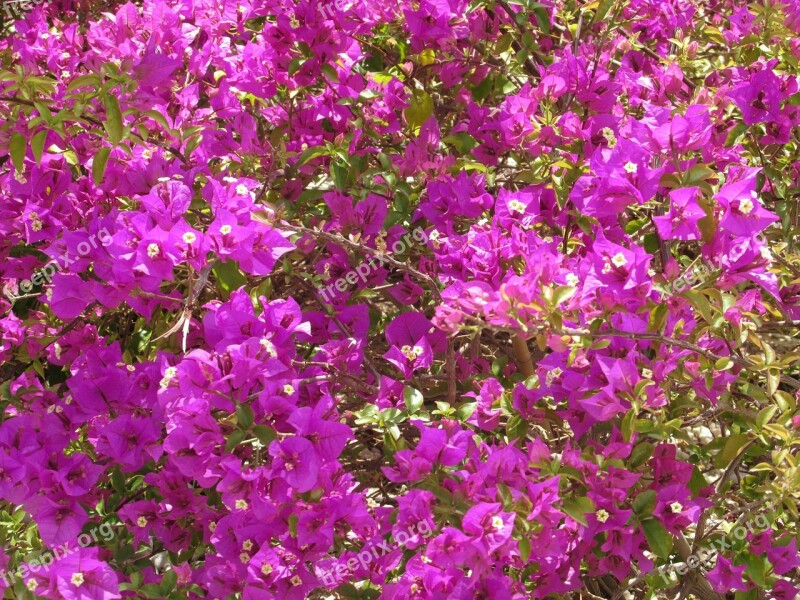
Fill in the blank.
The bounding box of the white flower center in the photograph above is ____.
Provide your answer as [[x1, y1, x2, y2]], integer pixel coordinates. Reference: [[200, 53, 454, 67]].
[[71, 573, 84, 587], [623, 161, 638, 174], [159, 366, 177, 388], [601, 127, 617, 147], [147, 243, 160, 258], [261, 338, 277, 357], [611, 252, 628, 267], [182, 232, 196, 244], [508, 199, 526, 214], [596, 509, 610, 523], [401, 345, 424, 360], [738, 197, 754, 215]]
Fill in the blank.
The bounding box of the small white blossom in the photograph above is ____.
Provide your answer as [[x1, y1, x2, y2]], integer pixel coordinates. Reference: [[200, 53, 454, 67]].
[[508, 199, 526, 214]]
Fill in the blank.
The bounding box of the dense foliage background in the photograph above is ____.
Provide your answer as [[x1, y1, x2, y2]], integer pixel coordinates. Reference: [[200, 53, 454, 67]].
[[1, 0, 800, 598]]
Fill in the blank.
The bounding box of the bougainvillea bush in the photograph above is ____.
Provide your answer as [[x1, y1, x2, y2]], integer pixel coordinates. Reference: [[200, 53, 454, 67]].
[[2, 0, 800, 598]]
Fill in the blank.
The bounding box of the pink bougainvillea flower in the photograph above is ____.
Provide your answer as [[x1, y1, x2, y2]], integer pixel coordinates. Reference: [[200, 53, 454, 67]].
[[728, 69, 784, 125], [716, 167, 778, 235], [706, 556, 748, 593], [653, 187, 707, 240]]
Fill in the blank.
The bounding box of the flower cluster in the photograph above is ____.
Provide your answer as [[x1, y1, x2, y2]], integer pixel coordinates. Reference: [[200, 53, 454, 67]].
[[1, 0, 800, 598]]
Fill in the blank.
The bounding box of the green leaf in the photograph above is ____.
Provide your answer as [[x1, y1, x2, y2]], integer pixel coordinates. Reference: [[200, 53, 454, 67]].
[[104, 95, 124, 145], [561, 496, 595, 526], [320, 63, 339, 83], [92, 146, 112, 185], [253, 425, 278, 446], [139, 584, 165, 599], [160, 570, 177, 595], [443, 132, 478, 154], [716, 434, 751, 468], [648, 303, 668, 333], [295, 145, 329, 167], [633, 490, 657, 516], [740, 553, 767, 588], [404, 89, 434, 129], [642, 518, 674, 559], [518, 536, 531, 562], [688, 466, 708, 495], [643, 233, 660, 254], [590, 0, 615, 25], [66, 73, 101, 92], [418, 49, 436, 66], [725, 123, 749, 147], [212, 260, 247, 295], [621, 408, 636, 442], [404, 386, 424, 413], [10, 132, 25, 173], [30, 130, 46, 165], [684, 164, 715, 186], [683, 289, 714, 324], [755, 405, 777, 430], [455, 402, 477, 421], [236, 403, 254, 429], [288, 56, 307, 76], [111, 468, 126, 493], [630, 442, 655, 468], [331, 160, 349, 190], [143, 110, 174, 134], [225, 429, 247, 452], [531, 4, 550, 33], [495, 32, 514, 54]]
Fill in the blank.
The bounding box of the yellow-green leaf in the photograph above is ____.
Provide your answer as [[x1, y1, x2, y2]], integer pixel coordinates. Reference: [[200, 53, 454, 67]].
[[104, 95, 124, 145], [404, 89, 434, 130], [30, 130, 46, 165], [92, 146, 112, 185], [10, 132, 26, 173], [642, 518, 674, 559]]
